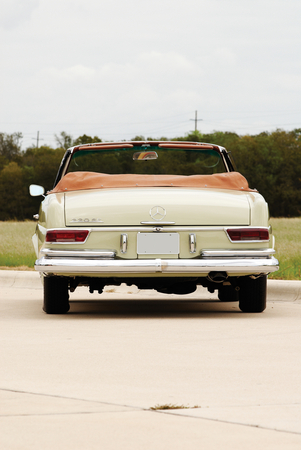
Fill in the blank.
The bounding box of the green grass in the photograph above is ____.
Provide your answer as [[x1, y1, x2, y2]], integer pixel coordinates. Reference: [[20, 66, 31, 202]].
[[0, 219, 300, 279], [0, 221, 36, 269], [269, 218, 301, 280]]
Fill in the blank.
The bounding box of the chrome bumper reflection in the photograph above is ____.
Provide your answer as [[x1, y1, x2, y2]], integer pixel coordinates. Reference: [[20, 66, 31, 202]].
[[201, 249, 276, 258], [40, 249, 116, 259], [35, 255, 279, 275]]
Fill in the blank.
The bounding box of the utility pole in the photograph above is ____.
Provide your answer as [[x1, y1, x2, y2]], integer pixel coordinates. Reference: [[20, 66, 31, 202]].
[[190, 110, 202, 132], [32, 131, 43, 148]]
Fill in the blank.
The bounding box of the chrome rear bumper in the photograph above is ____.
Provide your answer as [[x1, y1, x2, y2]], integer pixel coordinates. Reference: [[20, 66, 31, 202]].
[[35, 249, 279, 275]]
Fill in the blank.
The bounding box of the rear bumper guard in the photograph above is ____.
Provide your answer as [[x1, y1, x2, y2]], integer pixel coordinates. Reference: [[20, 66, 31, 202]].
[[35, 249, 279, 275]]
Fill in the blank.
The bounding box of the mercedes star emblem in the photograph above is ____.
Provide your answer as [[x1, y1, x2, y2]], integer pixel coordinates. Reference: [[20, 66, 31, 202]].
[[150, 206, 166, 221]]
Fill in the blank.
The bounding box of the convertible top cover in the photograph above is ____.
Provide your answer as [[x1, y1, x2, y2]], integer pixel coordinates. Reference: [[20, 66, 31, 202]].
[[50, 171, 252, 193]]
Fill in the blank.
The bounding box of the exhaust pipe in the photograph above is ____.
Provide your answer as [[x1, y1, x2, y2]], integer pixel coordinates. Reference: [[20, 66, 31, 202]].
[[207, 271, 228, 283]]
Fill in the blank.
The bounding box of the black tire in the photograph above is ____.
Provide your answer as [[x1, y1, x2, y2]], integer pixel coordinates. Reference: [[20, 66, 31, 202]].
[[238, 275, 267, 313], [43, 276, 70, 314], [218, 284, 239, 302]]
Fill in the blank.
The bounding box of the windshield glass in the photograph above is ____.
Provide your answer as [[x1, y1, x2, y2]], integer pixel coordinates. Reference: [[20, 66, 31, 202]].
[[67, 146, 226, 176]]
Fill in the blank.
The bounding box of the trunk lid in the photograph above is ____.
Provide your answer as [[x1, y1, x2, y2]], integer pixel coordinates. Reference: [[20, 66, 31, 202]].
[[64, 187, 250, 226]]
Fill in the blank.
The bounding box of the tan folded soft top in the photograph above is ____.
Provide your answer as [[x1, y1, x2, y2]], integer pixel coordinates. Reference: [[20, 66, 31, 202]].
[[50, 171, 253, 193]]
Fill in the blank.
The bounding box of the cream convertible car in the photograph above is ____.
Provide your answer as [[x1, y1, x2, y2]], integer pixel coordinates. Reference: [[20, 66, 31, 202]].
[[30, 141, 278, 314]]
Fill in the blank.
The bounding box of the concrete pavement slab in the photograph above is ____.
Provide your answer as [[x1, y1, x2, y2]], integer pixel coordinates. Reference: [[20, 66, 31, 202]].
[[1, 409, 301, 450], [1, 270, 301, 448], [0, 390, 135, 416], [164, 403, 301, 435], [0, 269, 41, 289], [2, 298, 301, 410]]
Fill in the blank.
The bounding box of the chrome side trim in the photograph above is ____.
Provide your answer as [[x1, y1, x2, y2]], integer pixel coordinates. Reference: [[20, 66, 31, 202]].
[[201, 249, 275, 258], [41, 249, 116, 259], [88, 226, 226, 232], [63, 226, 251, 232], [34, 256, 279, 275], [140, 221, 176, 225]]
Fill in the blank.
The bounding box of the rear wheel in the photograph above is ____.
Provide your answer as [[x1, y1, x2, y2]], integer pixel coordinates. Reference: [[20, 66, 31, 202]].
[[43, 276, 70, 314], [218, 284, 239, 302], [238, 275, 267, 313]]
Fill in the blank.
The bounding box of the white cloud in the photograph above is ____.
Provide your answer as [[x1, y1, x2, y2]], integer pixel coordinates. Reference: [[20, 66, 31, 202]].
[[0, 0, 39, 29], [139, 51, 195, 71], [45, 65, 96, 82], [1, 0, 301, 148], [38, 51, 199, 100], [275, 74, 301, 91], [213, 48, 237, 65]]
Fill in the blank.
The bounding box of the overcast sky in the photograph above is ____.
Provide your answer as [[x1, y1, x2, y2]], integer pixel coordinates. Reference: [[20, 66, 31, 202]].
[[1, 0, 301, 149]]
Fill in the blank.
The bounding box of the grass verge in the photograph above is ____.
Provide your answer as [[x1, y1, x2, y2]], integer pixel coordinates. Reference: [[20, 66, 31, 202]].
[[269, 218, 301, 280], [0, 219, 300, 279], [0, 221, 36, 269]]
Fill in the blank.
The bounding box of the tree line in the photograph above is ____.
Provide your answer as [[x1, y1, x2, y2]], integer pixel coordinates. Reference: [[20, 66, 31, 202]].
[[0, 129, 300, 220]]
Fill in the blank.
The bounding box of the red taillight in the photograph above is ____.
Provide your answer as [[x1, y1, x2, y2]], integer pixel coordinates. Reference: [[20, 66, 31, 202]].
[[226, 228, 269, 242], [46, 230, 89, 243]]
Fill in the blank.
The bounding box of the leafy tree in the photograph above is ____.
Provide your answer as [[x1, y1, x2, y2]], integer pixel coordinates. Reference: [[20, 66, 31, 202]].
[[0, 132, 22, 164], [202, 131, 240, 149], [145, 136, 168, 141], [0, 155, 8, 173], [131, 135, 146, 141], [268, 129, 301, 216], [22, 146, 65, 191], [0, 162, 27, 220], [54, 131, 73, 149], [72, 134, 102, 145], [173, 130, 204, 142], [0, 129, 301, 220]]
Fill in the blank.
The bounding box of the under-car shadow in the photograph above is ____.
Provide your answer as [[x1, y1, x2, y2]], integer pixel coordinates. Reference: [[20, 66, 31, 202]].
[[67, 298, 242, 317]]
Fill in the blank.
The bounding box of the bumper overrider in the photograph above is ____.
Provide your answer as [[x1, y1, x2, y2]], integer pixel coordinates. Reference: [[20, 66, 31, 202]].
[[35, 249, 279, 276]]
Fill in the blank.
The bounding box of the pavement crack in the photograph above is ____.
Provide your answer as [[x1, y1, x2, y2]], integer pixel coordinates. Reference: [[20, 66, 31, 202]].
[[153, 409, 301, 437], [0, 410, 136, 418], [0, 387, 141, 411], [2, 388, 301, 437]]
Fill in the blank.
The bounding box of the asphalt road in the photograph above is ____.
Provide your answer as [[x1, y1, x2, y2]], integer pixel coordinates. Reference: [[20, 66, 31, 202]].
[[1, 271, 301, 449]]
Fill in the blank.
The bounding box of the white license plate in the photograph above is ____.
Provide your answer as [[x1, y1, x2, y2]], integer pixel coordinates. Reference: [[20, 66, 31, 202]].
[[137, 233, 179, 255]]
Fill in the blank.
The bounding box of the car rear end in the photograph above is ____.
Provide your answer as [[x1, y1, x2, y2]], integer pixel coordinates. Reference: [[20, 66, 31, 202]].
[[31, 142, 278, 313]]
